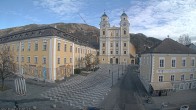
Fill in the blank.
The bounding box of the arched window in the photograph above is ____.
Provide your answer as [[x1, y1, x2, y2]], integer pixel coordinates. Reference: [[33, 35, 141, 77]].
[[103, 31, 105, 35], [124, 30, 126, 35]]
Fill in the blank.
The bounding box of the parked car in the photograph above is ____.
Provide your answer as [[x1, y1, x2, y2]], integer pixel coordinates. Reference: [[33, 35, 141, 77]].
[[180, 105, 189, 110]]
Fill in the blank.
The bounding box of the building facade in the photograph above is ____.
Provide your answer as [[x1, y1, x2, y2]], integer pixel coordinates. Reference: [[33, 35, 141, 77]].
[[140, 38, 196, 96], [0, 26, 97, 82], [99, 12, 136, 64]]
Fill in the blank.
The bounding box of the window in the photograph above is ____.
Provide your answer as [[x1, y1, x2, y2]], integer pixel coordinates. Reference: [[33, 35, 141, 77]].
[[75, 47, 77, 53], [103, 51, 105, 54], [17, 44, 19, 51], [116, 51, 118, 54], [102, 58, 105, 61], [103, 31, 105, 35], [102, 43, 105, 47], [110, 51, 113, 54], [70, 58, 72, 63], [43, 42, 47, 51], [17, 56, 19, 62], [191, 58, 195, 66], [34, 56, 38, 64], [21, 42, 24, 51], [21, 56, 24, 62], [7, 46, 10, 51], [171, 59, 176, 67], [171, 75, 175, 81], [64, 44, 67, 52], [124, 43, 126, 47], [70, 46, 72, 52], [110, 43, 113, 47], [159, 76, 163, 82], [124, 30, 126, 35], [124, 51, 126, 54], [190, 74, 193, 80], [58, 43, 61, 51], [78, 48, 80, 53], [27, 56, 30, 63], [58, 58, 60, 64], [12, 45, 14, 51], [159, 58, 165, 68], [64, 58, 66, 64], [182, 58, 186, 67], [116, 43, 118, 47], [28, 42, 31, 51], [35, 41, 38, 51], [43, 57, 46, 64], [181, 74, 185, 81]]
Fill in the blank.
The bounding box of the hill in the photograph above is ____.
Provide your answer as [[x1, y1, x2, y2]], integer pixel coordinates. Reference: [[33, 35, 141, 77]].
[[0, 23, 100, 49], [130, 33, 162, 54], [0, 23, 162, 53]]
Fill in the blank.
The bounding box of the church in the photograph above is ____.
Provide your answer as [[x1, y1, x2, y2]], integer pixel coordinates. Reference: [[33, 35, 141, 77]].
[[99, 12, 136, 64]]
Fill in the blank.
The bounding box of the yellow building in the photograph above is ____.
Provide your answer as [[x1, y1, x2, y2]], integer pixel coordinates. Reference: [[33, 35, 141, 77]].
[[0, 26, 97, 82], [140, 38, 196, 96], [99, 12, 136, 64]]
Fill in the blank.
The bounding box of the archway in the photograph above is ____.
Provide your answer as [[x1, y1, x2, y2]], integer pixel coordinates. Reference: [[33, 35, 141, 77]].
[[110, 58, 113, 64], [131, 60, 134, 64], [116, 58, 118, 64]]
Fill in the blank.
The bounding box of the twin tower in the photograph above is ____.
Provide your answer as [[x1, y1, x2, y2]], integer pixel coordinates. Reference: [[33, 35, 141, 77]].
[[99, 12, 135, 64]]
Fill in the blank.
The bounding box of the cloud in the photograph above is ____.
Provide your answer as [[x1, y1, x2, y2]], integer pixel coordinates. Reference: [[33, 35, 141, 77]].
[[110, 0, 196, 41], [2, 11, 40, 23], [34, 0, 84, 17]]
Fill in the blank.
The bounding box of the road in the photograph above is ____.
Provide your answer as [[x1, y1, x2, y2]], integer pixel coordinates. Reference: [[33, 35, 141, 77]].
[[100, 65, 147, 110], [117, 65, 147, 110]]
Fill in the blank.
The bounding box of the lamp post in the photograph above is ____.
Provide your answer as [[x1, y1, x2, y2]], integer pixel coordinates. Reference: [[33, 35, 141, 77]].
[[112, 72, 113, 87], [118, 64, 120, 80], [122, 63, 124, 75]]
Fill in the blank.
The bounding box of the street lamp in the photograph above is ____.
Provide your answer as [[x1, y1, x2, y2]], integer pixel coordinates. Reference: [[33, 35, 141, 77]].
[[122, 63, 124, 75], [118, 64, 120, 80], [112, 72, 113, 87]]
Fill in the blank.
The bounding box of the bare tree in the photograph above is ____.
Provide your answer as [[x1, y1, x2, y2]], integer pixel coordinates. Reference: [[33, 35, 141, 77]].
[[0, 44, 16, 89], [178, 34, 191, 45], [83, 53, 95, 71]]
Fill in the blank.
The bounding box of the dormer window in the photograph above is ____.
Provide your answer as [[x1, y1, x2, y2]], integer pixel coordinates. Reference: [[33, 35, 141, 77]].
[[103, 18, 105, 21]]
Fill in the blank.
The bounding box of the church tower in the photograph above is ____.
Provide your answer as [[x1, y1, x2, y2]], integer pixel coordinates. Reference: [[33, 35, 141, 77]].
[[99, 12, 110, 63], [99, 11, 135, 64], [119, 11, 130, 64]]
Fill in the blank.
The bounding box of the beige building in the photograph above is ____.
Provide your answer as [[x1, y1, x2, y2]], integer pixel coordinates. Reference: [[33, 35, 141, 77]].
[[99, 12, 136, 64], [140, 38, 196, 96], [0, 26, 97, 82]]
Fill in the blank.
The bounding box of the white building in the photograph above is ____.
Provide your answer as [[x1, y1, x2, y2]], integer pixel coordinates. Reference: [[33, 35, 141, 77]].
[[99, 12, 136, 64]]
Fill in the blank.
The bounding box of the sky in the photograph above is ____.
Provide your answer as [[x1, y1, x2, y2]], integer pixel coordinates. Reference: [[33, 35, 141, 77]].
[[0, 0, 196, 42]]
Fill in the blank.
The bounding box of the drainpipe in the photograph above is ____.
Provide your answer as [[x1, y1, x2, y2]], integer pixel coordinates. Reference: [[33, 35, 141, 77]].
[[72, 43, 75, 75], [19, 41, 21, 74]]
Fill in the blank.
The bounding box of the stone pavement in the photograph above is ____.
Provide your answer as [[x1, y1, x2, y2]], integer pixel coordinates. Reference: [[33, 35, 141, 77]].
[[41, 64, 124, 109], [144, 89, 196, 110]]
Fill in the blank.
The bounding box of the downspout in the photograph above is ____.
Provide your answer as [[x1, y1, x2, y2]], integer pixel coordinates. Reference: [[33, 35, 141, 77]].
[[72, 42, 75, 75]]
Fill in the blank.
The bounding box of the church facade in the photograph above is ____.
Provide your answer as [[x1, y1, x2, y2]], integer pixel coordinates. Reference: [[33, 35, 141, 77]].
[[99, 12, 136, 64]]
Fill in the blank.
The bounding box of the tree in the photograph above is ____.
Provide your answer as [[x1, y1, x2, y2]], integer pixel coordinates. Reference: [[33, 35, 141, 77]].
[[178, 34, 191, 45], [83, 53, 95, 71], [0, 44, 16, 89]]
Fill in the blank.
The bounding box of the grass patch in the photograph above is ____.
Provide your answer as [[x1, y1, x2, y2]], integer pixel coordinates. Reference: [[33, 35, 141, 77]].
[[0, 84, 11, 91]]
